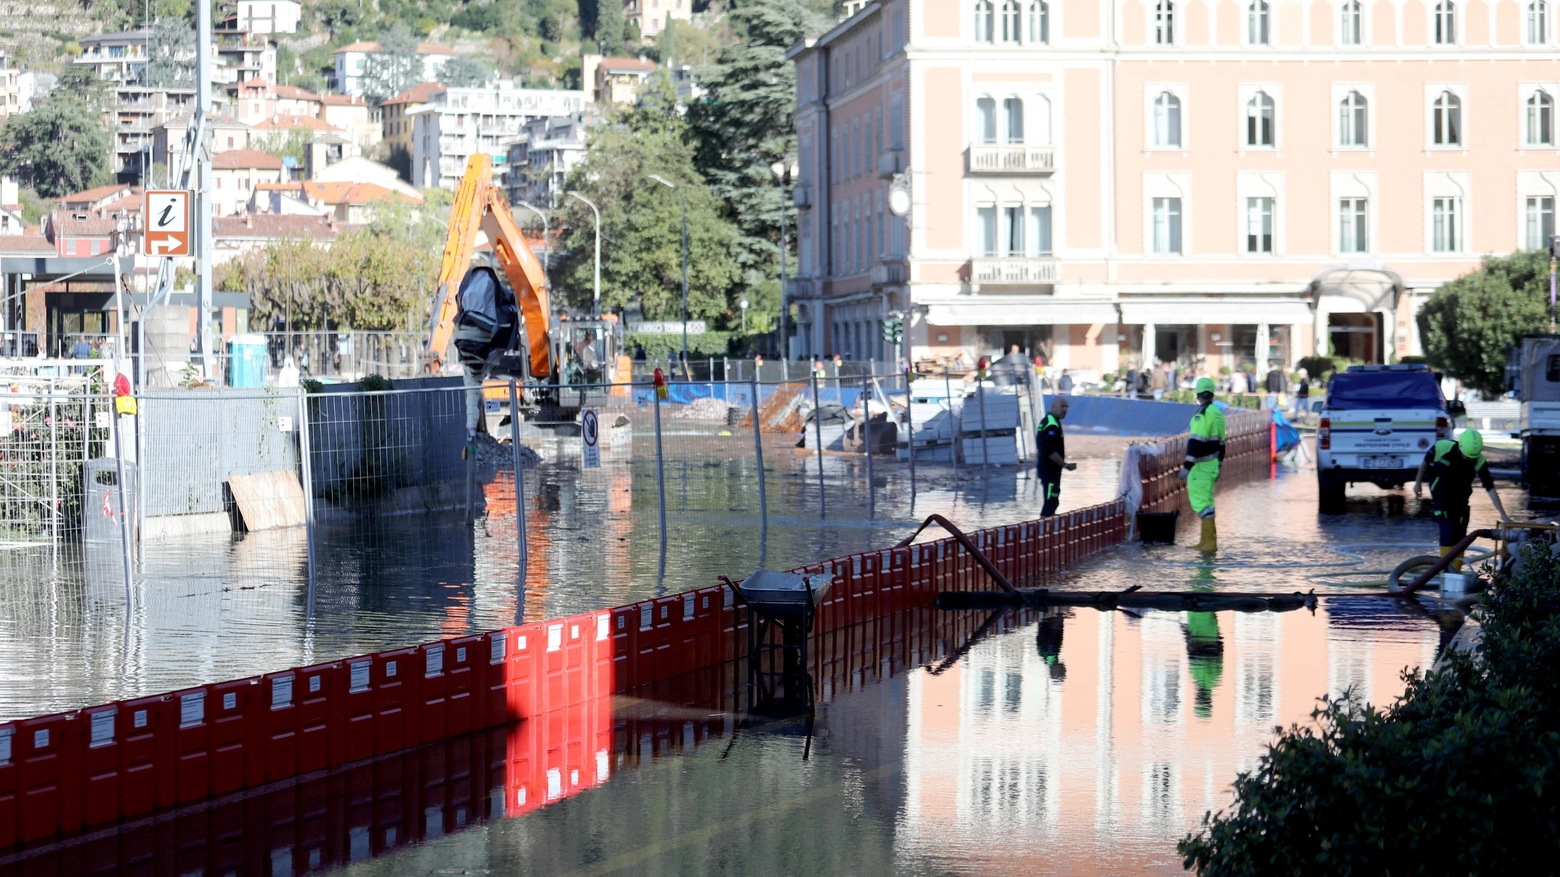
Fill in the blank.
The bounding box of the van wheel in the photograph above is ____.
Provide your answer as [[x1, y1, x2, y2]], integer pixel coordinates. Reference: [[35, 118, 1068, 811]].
[[1318, 471, 1346, 511]]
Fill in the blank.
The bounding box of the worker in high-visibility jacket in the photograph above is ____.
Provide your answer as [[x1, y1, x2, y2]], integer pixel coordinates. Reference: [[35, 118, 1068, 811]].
[[1179, 376, 1225, 552], [1036, 395, 1077, 517], [1413, 430, 1509, 568]]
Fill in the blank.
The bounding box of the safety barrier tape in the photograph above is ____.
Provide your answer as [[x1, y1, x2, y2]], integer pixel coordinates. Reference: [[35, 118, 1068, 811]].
[[0, 419, 1271, 849]]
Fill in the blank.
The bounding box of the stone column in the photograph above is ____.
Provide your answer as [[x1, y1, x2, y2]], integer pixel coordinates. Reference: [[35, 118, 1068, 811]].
[[1254, 322, 1270, 368], [1141, 322, 1157, 368]]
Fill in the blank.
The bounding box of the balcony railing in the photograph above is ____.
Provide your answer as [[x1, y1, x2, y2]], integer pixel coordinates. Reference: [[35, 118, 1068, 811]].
[[871, 261, 908, 286], [971, 257, 1059, 285], [969, 144, 1057, 174]]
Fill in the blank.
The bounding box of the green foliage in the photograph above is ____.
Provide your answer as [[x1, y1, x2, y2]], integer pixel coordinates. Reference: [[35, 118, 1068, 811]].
[[437, 54, 493, 87], [359, 23, 422, 104], [626, 332, 732, 359], [1180, 543, 1560, 873], [0, 96, 113, 198], [215, 204, 446, 331], [1417, 250, 1553, 396], [54, 65, 112, 112], [313, 0, 367, 33], [250, 128, 312, 166], [17, 186, 49, 225], [1296, 355, 1343, 383], [552, 119, 741, 325], [143, 16, 195, 88], [684, 3, 827, 336], [450, 1, 503, 32]]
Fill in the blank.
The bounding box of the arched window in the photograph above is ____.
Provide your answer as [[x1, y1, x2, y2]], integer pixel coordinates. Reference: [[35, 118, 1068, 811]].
[[1434, 0, 1456, 44], [1432, 91, 1461, 146], [1340, 0, 1362, 45], [977, 97, 998, 144], [1029, 0, 1050, 44], [1001, 0, 1022, 41], [1339, 90, 1368, 147], [1004, 97, 1025, 143], [1246, 91, 1275, 146], [1155, 0, 1176, 44], [1248, 1, 1270, 44], [1153, 92, 1182, 147], [1529, 1, 1549, 44], [1033, 94, 1053, 145], [1528, 90, 1554, 145], [974, 0, 994, 42]]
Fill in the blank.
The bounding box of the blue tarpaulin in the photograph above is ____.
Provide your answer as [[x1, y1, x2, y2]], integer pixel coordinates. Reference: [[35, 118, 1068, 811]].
[[630, 383, 865, 410], [1271, 409, 1300, 453]]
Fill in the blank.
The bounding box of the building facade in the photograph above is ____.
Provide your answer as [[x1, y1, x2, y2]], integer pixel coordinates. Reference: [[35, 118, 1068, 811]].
[[787, 0, 1560, 374], [624, 0, 693, 39], [504, 114, 596, 208], [0, 53, 19, 122], [74, 30, 151, 85], [235, 0, 302, 34], [331, 42, 456, 96], [409, 83, 588, 190]]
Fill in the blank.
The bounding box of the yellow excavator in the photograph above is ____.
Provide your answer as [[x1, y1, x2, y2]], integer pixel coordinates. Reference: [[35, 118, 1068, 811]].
[[424, 154, 624, 436]]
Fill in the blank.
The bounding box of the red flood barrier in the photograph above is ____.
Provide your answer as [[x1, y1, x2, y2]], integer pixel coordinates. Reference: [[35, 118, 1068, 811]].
[[0, 422, 1277, 852]]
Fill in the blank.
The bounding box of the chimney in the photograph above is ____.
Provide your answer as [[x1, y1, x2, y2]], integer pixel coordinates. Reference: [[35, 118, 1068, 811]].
[[245, 214, 253, 228]]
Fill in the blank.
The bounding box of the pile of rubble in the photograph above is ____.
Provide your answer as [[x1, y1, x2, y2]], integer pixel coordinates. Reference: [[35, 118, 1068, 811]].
[[671, 397, 733, 421], [470, 430, 543, 471]]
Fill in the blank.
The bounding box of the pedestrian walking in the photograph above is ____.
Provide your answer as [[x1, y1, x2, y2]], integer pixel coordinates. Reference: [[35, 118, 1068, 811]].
[[1180, 377, 1225, 552], [1036, 396, 1077, 517], [1056, 369, 1074, 395]]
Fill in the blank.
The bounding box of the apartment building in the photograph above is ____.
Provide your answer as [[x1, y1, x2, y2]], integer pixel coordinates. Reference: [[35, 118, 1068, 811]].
[[504, 114, 597, 208], [0, 53, 19, 122], [624, 0, 693, 40], [409, 82, 588, 190], [787, 0, 1560, 373], [110, 85, 197, 182], [381, 82, 445, 158], [331, 41, 457, 97], [74, 30, 151, 85], [234, 0, 302, 34]]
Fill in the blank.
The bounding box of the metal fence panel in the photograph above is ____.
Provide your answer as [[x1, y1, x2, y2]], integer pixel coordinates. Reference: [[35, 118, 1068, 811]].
[[138, 389, 302, 520]]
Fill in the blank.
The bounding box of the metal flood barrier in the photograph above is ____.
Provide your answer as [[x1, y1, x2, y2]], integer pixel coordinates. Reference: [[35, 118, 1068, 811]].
[[0, 413, 1273, 851]]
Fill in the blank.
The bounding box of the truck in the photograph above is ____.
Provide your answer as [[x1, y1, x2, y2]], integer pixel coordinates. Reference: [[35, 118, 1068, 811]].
[[1506, 334, 1560, 499], [1315, 364, 1460, 511]]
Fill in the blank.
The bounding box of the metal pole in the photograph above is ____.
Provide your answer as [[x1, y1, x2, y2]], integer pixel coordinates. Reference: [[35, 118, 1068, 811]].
[[945, 367, 959, 485], [977, 377, 990, 481], [509, 379, 528, 572], [906, 364, 917, 501], [750, 376, 767, 532], [812, 372, 826, 518], [653, 386, 668, 555], [680, 191, 689, 374], [296, 386, 316, 608], [49, 394, 58, 568], [112, 408, 133, 608], [568, 192, 601, 317], [862, 375, 874, 514], [196, 0, 213, 378], [778, 181, 788, 359]]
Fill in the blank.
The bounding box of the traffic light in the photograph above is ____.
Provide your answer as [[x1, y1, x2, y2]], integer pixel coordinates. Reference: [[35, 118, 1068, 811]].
[[882, 318, 903, 344]]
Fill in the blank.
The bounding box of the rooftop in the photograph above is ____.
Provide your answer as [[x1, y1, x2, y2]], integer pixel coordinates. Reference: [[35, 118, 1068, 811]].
[[211, 148, 285, 170], [383, 82, 446, 106], [599, 57, 658, 72], [335, 41, 458, 55], [214, 214, 357, 239]]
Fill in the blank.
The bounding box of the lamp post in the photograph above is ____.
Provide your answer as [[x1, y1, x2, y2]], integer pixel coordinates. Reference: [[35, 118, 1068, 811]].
[[740, 298, 748, 334], [771, 160, 797, 360], [568, 192, 601, 317], [648, 173, 689, 374], [517, 200, 549, 273]]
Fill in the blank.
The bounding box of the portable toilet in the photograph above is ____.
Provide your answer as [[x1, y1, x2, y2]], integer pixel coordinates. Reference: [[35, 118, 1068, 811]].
[[228, 333, 268, 387]]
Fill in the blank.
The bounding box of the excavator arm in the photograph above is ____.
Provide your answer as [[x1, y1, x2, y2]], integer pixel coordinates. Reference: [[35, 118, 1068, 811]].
[[424, 154, 553, 380]]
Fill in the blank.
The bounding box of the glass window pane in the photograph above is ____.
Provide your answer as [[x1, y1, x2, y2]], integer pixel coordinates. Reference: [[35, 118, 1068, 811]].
[[1030, 206, 1053, 255], [979, 206, 998, 256]]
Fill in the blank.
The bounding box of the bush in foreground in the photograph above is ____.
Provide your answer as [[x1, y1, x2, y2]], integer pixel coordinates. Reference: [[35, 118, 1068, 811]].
[[1178, 547, 1560, 874]]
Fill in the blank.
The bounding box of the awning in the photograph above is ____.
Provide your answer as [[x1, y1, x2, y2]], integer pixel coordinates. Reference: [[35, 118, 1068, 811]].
[[924, 301, 1119, 326], [1117, 300, 1313, 325]]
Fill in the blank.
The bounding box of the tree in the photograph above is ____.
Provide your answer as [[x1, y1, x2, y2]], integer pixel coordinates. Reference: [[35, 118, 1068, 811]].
[[0, 99, 113, 197], [552, 122, 741, 323], [1416, 250, 1552, 396], [685, 3, 827, 335], [360, 24, 422, 104], [143, 16, 196, 88], [437, 55, 493, 87], [1178, 546, 1560, 874]]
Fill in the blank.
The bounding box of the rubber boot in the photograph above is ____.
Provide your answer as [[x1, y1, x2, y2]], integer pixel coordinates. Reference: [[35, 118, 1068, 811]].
[[1439, 545, 1462, 572], [1196, 517, 1218, 553]]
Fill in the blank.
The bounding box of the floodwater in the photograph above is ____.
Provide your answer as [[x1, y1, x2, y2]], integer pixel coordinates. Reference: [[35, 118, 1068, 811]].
[[0, 417, 1547, 874]]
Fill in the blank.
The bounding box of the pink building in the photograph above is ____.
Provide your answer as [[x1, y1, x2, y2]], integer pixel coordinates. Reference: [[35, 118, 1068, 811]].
[[788, 0, 1560, 374]]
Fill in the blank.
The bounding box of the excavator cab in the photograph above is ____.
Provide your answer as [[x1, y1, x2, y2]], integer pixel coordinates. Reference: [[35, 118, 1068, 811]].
[[556, 316, 622, 385]]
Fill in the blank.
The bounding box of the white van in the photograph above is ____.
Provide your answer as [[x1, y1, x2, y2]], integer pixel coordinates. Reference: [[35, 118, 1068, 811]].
[[1316, 365, 1460, 510]]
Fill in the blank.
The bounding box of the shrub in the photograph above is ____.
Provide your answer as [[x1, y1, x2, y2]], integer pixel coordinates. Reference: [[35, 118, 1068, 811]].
[[1178, 544, 1560, 875]]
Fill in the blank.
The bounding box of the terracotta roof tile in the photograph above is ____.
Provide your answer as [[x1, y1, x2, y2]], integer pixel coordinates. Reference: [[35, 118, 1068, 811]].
[[211, 148, 285, 170], [382, 82, 446, 105], [214, 214, 358, 239]]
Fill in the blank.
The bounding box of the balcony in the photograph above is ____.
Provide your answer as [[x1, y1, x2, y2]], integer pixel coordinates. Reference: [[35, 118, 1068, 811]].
[[971, 257, 1059, 285], [968, 144, 1057, 174], [871, 260, 907, 286], [877, 148, 903, 178]]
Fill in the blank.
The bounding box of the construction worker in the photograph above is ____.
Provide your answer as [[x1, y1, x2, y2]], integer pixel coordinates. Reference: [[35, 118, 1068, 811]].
[[1036, 396, 1077, 517], [1413, 430, 1509, 567], [1179, 377, 1225, 552]]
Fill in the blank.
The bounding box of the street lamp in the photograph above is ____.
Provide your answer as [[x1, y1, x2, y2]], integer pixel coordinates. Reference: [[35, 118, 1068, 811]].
[[740, 297, 749, 334], [770, 160, 798, 360], [648, 173, 689, 373], [567, 192, 601, 317], [517, 200, 549, 273]]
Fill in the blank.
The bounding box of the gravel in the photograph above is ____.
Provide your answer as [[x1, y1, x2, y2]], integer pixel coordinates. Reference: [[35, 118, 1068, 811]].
[[671, 397, 733, 421]]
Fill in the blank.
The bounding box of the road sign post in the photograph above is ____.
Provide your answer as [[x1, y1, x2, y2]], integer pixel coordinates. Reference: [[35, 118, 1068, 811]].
[[143, 190, 192, 257], [581, 408, 600, 469]]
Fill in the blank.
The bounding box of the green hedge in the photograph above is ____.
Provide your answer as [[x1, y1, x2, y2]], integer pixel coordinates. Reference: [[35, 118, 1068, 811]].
[[625, 331, 731, 358], [1179, 545, 1560, 874]]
